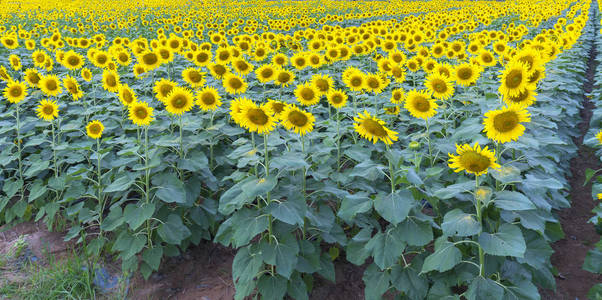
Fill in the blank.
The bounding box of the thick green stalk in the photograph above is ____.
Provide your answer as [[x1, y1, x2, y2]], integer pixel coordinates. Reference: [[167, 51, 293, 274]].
[[15, 102, 24, 198], [51, 121, 58, 178], [97, 139, 104, 239], [475, 175, 485, 276], [144, 127, 152, 248], [264, 134, 273, 244], [425, 118, 433, 166]]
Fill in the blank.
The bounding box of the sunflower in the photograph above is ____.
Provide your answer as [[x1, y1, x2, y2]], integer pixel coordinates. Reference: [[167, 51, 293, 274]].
[[498, 61, 530, 98], [453, 63, 481, 86], [32, 50, 48, 68], [353, 110, 398, 145], [280, 104, 315, 136], [266, 99, 286, 117], [597, 130, 602, 145], [92, 51, 111, 69], [63, 76, 84, 101], [272, 53, 288, 66], [229, 97, 255, 125], [255, 64, 278, 83], [24, 68, 41, 87], [327, 89, 348, 109], [165, 86, 195, 115], [342, 67, 364, 92], [139, 50, 161, 70], [9, 55, 21, 71], [238, 102, 277, 134], [424, 73, 454, 100], [182, 68, 206, 88], [196, 87, 222, 111], [478, 50, 497, 67], [363, 73, 386, 94], [192, 50, 212, 67], [291, 52, 308, 69], [275, 69, 295, 87], [503, 86, 537, 108], [405, 90, 438, 119], [384, 106, 400, 115], [512, 48, 542, 75], [3, 81, 28, 104], [86, 120, 104, 139], [36, 99, 59, 121], [129, 101, 154, 126], [222, 73, 247, 94], [483, 105, 531, 143], [448, 142, 500, 176], [310, 74, 334, 95], [295, 83, 320, 106], [208, 63, 230, 80], [154, 78, 177, 103], [118, 84, 137, 106], [232, 58, 254, 76], [0, 66, 12, 82], [527, 66, 546, 85], [63, 50, 84, 70], [81, 68, 93, 82], [101, 70, 120, 93], [39, 75, 62, 97]]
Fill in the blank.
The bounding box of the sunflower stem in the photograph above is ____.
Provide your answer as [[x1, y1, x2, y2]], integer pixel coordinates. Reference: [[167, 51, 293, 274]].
[[144, 126, 153, 249], [96, 138, 104, 239], [475, 175, 485, 277], [51, 120, 58, 179], [264, 134, 273, 244], [15, 102, 24, 199], [252, 132, 258, 176], [387, 145, 396, 194], [336, 111, 341, 181], [425, 118, 433, 167], [209, 111, 215, 171]]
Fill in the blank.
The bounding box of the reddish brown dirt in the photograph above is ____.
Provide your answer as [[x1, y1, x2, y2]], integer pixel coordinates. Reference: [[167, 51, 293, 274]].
[[0, 221, 73, 261], [542, 24, 602, 300], [309, 260, 366, 299], [128, 243, 236, 300]]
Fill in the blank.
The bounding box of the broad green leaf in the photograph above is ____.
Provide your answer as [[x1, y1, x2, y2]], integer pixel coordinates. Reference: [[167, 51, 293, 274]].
[[123, 203, 155, 230], [465, 277, 504, 300], [257, 275, 287, 300], [28, 180, 47, 203], [219, 176, 277, 215], [24, 160, 49, 178], [583, 248, 602, 273], [104, 174, 135, 193], [494, 191, 535, 211], [260, 233, 299, 279], [479, 224, 526, 258], [391, 265, 428, 300], [442, 209, 481, 237], [215, 208, 268, 248], [374, 190, 413, 225], [365, 228, 405, 270], [142, 246, 163, 271], [421, 237, 461, 273], [232, 245, 262, 300], [100, 206, 124, 231], [153, 174, 187, 204], [269, 195, 306, 226], [398, 217, 433, 246], [287, 272, 309, 300], [337, 192, 373, 222], [362, 263, 391, 300], [157, 214, 191, 245]]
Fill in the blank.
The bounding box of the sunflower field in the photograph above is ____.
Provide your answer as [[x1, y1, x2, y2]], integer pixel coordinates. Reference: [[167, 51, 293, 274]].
[[0, 0, 600, 298]]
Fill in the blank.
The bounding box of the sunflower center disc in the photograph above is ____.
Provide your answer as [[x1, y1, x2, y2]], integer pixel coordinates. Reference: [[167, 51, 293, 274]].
[[459, 151, 490, 173], [414, 97, 430, 112], [288, 111, 308, 127], [363, 119, 387, 137], [493, 111, 519, 132], [248, 109, 268, 125]]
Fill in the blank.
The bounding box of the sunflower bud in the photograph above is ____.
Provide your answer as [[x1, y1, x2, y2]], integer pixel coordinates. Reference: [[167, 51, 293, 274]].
[[409, 141, 420, 150]]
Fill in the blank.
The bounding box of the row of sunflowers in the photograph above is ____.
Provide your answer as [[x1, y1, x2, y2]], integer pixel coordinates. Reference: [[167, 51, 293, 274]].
[[0, 0, 596, 298]]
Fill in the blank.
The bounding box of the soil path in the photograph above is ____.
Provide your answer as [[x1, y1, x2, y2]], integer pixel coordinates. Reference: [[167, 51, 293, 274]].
[[543, 4, 602, 298]]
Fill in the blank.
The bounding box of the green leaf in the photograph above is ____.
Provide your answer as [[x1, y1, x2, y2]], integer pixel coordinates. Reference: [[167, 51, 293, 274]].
[[374, 190, 413, 225], [587, 284, 602, 300], [219, 176, 277, 215], [479, 224, 526, 258], [100, 206, 124, 231], [232, 245, 262, 300], [153, 174, 187, 204], [270, 152, 309, 171], [390, 265, 428, 300], [465, 277, 504, 300], [142, 246, 163, 271], [260, 233, 299, 279], [28, 180, 47, 203], [123, 203, 155, 230], [398, 217, 433, 246], [257, 274, 287, 300], [269, 195, 306, 226], [583, 248, 602, 273], [157, 214, 191, 245], [442, 209, 481, 237], [112, 231, 146, 260], [24, 160, 49, 178], [494, 191, 535, 211], [366, 228, 406, 270], [104, 174, 135, 193], [337, 192, 373, 222], [287, 272, 309, 300], [584, 168, 597, 186], [433, 181, 474, 199], [362, 263, 390, 300], [421, 237, 461, 273], [215, 208, 269, 248]]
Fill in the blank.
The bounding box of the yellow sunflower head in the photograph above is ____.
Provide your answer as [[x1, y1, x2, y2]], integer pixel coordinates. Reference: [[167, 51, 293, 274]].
[[139, 50, 161, 70], [453, 63, 481, 86], [596, 130, 602, 145], [280, 104, 315, 136], [86, 120, 104, 139], [24, 68, 41, 87], [154, 78, 177, 103], [63, 50, 84, 70], [36, 99, 59, 121], [275, 69, 295, 87], [118, 84, 137, 106], [81, 68, 93, 82], [363, 73, 387, 94], [327, 89, 348, 109], [424, 73, 454, 100], [404, 89, 438, 120], [255, 64, 278, 83], [342, 67, 365, 92], [222, 73, 248, 95], [238, 102, 277, 135], [182, 67, 206, 88], [353, 110, 398, 145], [498, 60, 531, 98], [295, 83, 320, 106], [63, 76, 83, 101], [483, 104, 531, 144], [164, 86, 195, 115], [229, 97, 255, 125], [195, 87, 222, 111], [3, 81, 28, 104], [390, 88, 405, 104], [311, 74, 334, 95], [38, 75, 62, 97], [208, 63, 230, 80], [503, 86, 537, 108], [102, 70, 120, 93], [448, 142, 500, 176], [128, 101, 154, 126]]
